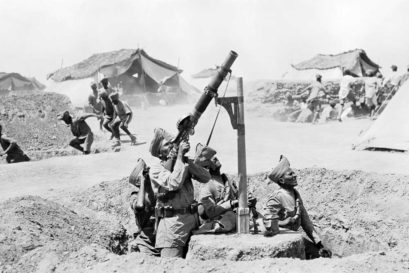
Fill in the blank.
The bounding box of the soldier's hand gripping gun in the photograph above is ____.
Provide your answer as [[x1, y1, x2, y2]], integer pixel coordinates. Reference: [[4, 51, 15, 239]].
[[163, 51, 238, 171]]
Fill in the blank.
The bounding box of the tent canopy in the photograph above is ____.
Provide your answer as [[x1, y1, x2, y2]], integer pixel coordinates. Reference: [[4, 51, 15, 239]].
[[46, 49, 200, 106], [0, 72, 45, 92], [291, 49, 380, 77], [354, 77, 409, 151]]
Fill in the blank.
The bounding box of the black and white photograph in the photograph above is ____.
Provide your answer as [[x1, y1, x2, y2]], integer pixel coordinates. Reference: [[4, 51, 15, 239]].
[[1, 0, 409, 272]]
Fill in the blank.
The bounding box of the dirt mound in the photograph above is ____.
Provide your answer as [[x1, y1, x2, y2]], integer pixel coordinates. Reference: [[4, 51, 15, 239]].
[[0, 196, 126, 273], [2, 168, 409, 272], [0, 92, 113, 163], [246, 168, 409, 257]]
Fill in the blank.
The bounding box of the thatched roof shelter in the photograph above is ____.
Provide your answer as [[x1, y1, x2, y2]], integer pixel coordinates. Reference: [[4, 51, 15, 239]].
[[291, 49, 380, 77]]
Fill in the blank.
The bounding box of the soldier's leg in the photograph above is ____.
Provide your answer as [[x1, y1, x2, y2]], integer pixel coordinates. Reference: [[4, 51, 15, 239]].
[[83, 132, 94, 154], [102, 116, 113, 134], [69, 138, 84, 152], [111, 118, 121, 140], [160, 247, 184, 258]]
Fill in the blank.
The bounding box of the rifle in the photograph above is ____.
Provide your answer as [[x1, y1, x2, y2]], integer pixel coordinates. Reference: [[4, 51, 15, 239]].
[[163, 51, 238, 171]]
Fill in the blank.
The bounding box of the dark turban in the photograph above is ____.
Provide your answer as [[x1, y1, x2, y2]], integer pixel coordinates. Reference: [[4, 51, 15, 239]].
[[194, 143, 217, 167], [268, 155, 291, 183], [109, 92, 119, 101], [57, 110, 72, 122], [149, 128, 174, 158]]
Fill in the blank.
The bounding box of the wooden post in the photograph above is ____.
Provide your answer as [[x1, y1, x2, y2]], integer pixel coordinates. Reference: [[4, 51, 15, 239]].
[[236, 77, 249, 234]]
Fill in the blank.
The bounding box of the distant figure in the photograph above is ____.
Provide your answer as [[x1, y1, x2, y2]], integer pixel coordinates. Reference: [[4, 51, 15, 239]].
[[100, 77, 116, 95], [57, 111, 96, 155], [298, 74, 328, 123], [364, 71, 382, 117], [337, 69, 356, 122], [384, 65, 402, 89], [109, 92, 137, 146], [99, 90, 115, 140], [0, 124, 30, 163], [263, 155, 332, 259], [88, 82, 104, 130]]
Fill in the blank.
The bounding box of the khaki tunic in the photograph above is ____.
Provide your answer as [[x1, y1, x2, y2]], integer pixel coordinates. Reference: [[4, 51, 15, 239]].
[[264, 188, 321, 244], [200, 175, 235, 219], [149, 158, 210, 248]]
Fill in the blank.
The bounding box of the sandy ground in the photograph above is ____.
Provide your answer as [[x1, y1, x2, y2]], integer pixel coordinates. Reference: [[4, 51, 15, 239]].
[[1, 103, 408, 202]]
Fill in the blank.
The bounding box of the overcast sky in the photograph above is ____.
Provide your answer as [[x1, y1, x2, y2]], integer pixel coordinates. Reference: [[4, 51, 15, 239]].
[[1, 0, 408, 84]]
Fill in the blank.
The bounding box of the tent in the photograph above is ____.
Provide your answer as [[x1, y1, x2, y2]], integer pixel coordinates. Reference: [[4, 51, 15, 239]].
[[46, 49, 200, 106], [353, 77, 409, 151], [0, 72, 45, 92], [283, 49, 380, 81]]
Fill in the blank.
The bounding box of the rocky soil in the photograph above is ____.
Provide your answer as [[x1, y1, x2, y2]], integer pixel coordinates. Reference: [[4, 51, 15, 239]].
[[1, 167, 409, 272]]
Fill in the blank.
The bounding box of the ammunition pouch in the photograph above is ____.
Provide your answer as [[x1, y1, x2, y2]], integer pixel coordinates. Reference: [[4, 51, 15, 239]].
[[155, 204, 198, 218], [155, 191, 177, 203]]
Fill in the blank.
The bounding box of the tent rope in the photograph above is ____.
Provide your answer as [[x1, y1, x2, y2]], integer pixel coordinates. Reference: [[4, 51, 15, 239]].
[[206, 72, 232, 146]]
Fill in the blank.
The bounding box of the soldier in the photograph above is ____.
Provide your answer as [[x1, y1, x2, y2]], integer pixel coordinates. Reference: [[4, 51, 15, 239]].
[[99, 90, 115, 141], [193, 143, 238, 234], [100, 77, 116, 95], [88, 82, 104, 130], [298, 74, 328, 123], [148, 128, 211, 258], [263, 155, 332, 259], [57, 111, 96, 155], [109, 92, 137, 146], [128, 158, 160, 257], [0, 124, 30, 163]]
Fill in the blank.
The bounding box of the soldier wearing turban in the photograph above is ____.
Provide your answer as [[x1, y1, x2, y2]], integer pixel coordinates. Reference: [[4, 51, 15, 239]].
[[148, 128, 211, 258], [193, 143, 238, 234], [263, 155, 332, 259]]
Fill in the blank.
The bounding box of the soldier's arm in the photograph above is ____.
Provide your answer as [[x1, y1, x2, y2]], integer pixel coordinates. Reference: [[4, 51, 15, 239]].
[[0, 136, 17, 154], [149, 159, 189, 192], [187, 159, 211, 183], [299, 197, 322, 245], [263, 193, 282, 221], [201, 195, 231, 219], [80, 113, 98, 120]]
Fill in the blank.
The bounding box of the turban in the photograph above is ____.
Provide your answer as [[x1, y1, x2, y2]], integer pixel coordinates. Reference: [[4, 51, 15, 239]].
[[109, 92, 119, 101], [99, 90, 108, 98], [268, 155, 291, 183], [194, 143, 217, 167], [149, 128, 174, 158], [90, 81, 97, 88], [57, 110, 72, 122]]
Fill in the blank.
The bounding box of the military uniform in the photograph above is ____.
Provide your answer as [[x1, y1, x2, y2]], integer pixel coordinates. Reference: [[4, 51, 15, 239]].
[[68, 115, 94, 153], [196, 175, 237, 233], [264, 187, 321, 243], [149, 157, 211, 251]]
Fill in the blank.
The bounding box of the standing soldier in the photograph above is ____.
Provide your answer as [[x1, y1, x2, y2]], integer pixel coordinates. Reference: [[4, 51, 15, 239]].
[[100, 77, 115, 95], [88, 82, 104, 130], [263, 155, 332, 259], [99, 90, 115, 141], [0, 124, 30, 163], [57, 111, 96, 155], [298, 74, 328, 123], [109, 92, 137, 146], [148, 128, 211, 258]]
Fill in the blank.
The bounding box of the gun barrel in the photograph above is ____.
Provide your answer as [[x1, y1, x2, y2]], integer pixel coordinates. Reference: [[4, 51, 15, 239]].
[[191, 50, 238, 122]]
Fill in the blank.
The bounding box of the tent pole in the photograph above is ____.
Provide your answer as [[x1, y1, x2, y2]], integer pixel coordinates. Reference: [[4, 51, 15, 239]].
[[139, 48, 147, 93]]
